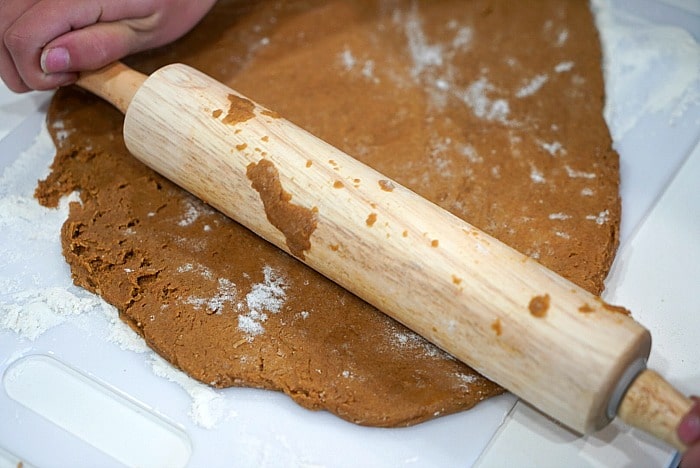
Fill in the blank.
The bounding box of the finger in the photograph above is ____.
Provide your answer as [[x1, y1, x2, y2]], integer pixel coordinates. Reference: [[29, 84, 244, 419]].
[[0, 48, 29, 92], [6, 0, 156, 89], [39, 0, 219, 75], [41, 21, 141, 74], [681, 444, 700, 468], [0, 0, 41, 91], [679, 401, 700, 444]]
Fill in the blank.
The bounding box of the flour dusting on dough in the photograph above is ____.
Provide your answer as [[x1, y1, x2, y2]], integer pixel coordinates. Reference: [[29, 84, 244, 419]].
[[391, 330, 443, 359], [587, 210, 610, 225], [238, 266, 288, 338], [186, 278, 238, 314], [515, 74, 549, 98], [460, 77, 511, 124]]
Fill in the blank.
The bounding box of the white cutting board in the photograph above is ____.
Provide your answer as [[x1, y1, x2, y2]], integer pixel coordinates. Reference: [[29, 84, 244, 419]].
[[1, 0, 698, 466]]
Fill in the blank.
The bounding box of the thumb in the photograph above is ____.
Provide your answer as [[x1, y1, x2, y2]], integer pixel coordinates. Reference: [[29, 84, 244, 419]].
[[679, 398, 700, 444], [41, 21, 142, 74]]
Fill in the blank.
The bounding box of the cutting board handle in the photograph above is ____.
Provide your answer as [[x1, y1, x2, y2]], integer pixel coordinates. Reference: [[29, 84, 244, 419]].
[[77, 62, 146, 114]]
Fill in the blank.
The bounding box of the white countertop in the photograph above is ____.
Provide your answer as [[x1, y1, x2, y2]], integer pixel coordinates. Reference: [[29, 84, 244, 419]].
[[1, 1, 698, 466]]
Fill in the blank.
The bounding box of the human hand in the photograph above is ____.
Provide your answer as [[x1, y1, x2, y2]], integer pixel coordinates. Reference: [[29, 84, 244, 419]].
[[680, 397, 700, 468], [1, 0, 217, 92]]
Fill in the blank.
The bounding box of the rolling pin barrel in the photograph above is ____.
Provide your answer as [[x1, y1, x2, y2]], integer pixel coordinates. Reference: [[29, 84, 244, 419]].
[[78, 63, 692, 451]]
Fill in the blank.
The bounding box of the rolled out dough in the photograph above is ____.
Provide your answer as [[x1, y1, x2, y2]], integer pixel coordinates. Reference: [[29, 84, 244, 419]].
[[36, 0, 620, 426]]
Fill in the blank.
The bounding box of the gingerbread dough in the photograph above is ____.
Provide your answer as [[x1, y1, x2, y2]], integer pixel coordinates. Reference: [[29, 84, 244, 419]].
[[36, 0, 620, 427]]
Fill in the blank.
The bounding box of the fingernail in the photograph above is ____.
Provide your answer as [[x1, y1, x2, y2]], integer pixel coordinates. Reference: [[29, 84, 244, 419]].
[[41, 47, 70, 74], [679, 413, 700, 444]]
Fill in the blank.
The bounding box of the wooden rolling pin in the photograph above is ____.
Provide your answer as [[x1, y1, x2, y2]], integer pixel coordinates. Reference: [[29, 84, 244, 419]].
[[78, 62, 692, 450]]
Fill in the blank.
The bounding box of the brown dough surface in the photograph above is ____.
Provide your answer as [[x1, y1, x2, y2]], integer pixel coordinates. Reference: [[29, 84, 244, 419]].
[[36, 0, 620, 427]]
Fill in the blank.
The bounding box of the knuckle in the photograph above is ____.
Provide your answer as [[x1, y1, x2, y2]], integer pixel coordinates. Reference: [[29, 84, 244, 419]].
[[0, 73, 30, 93], [10, 83, 31, 93], [3, 25, 30, 50], [78, 30, 112, 66]]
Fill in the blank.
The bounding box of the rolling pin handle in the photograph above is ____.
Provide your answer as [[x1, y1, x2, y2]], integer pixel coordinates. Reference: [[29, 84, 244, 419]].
[[607, 357, 647, 420], [617, 369, 693, 452], [76, 62, 147, 114]]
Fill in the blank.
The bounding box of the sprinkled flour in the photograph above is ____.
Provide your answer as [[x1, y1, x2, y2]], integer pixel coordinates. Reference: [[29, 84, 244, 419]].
[[177, 199, 202, 227], [592, 0, 700, 139], [149, 354, 236, 429], [391, 329, 443, 359], [238, 266, 288, 338], [0, 125, 101, 340], [402, 4, 444, 78], [1, 287, 103, 341], [515, 74, 549, 98], [460, 77, 512, 124], [0, 121, 229, 428], [186, 277, 238, 314]]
